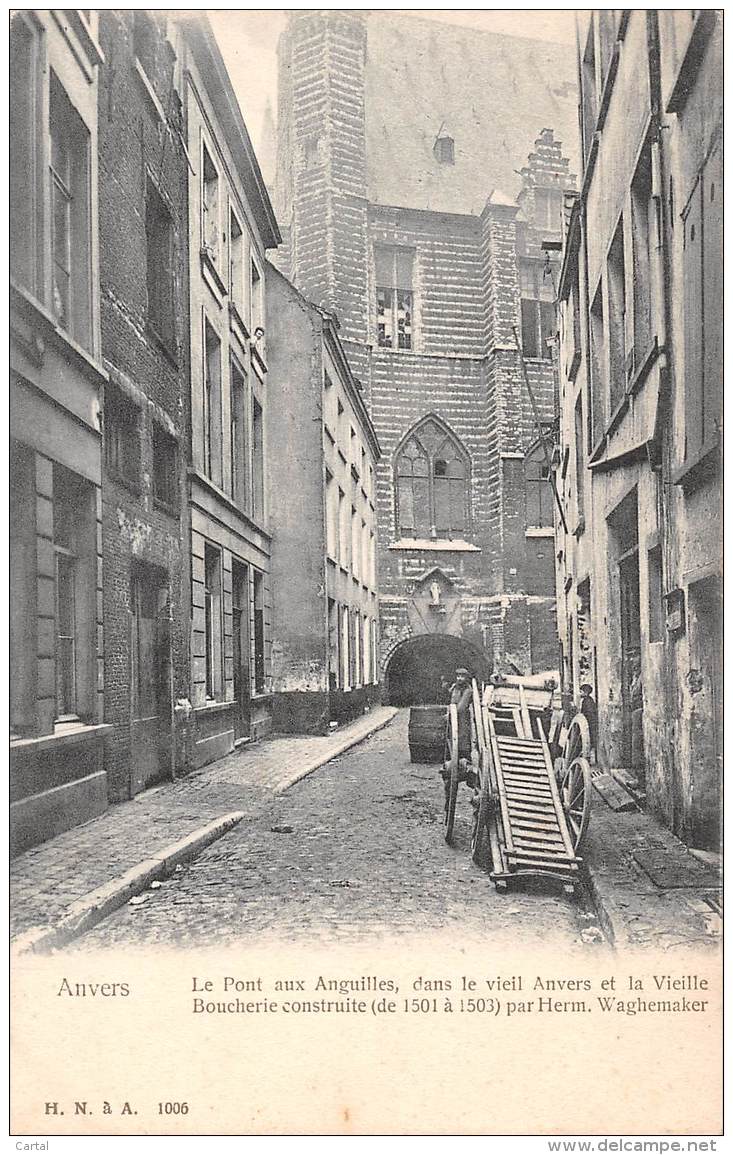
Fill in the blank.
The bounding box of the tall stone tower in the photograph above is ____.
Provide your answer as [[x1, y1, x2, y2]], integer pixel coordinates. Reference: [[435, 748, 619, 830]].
[[275, 11, 578, 700], [275, 12, 370, 382]]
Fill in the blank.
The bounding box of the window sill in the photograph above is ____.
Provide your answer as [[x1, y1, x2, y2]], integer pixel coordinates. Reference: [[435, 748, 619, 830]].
[[146, 322, 179, 368], [566, 348, 582, 383], [521, 356, 555, 367], [389, 538, 480, 553], [194, 699, 233, 715], [596, 41, 621, 133], [229, 300, 250, 346], [189, 468, 271, 539], [135, 58, 167, 125], [10, 722, 113, 753], [525, 526, 555, 538], [666, 12, 717, 113], [605, 393, 629, 439], [11, 280, 107, 386], [200, 248, 228, 299], [672, 440, 720, 494], [251, 342, 268, 377]]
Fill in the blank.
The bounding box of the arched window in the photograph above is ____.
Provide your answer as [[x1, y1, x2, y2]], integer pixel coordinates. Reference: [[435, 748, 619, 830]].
[[395, 417, 469, 539], [525, 442, 554, 528]]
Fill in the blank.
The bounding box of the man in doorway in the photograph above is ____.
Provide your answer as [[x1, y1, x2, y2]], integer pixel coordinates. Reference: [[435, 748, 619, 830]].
[[579, 683, 598, 762]]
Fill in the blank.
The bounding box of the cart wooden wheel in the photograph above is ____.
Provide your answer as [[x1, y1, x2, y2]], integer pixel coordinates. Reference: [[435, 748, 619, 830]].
[[561, 755, 592, 852], [443, 703, 460, 845], [559, 713, 591, 778], [471, 755, 492, 865]]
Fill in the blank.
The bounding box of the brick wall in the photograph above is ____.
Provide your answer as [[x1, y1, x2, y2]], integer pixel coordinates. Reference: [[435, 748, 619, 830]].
[[98, 13, 191, 799]]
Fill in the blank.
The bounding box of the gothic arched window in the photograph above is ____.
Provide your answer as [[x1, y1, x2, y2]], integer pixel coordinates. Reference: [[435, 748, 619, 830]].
[[395, 417, 469, 539]]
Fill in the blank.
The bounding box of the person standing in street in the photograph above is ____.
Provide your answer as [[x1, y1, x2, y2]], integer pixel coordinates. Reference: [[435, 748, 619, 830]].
[[449, 667, 477, 787], [579, 683, 598, 762]]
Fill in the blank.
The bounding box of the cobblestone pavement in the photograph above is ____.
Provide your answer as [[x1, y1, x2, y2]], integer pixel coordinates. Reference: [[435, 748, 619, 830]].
[[68, 713, 603, 954], [10, 707, 396, 939]]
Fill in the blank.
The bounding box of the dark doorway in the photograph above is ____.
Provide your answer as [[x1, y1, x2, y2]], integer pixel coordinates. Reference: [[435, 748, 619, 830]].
[[619, 548, 642, 770], [232, 562, 251, 741], [386, 634, 490, 706], [130, 562, 171, 794]]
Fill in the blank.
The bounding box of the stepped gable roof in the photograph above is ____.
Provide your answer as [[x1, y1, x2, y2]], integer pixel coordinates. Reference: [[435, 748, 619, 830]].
[[364, 12, 579, 216]]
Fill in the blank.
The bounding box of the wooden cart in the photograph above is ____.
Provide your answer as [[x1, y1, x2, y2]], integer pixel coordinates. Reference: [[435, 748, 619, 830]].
[[471, 681, 592, 897]]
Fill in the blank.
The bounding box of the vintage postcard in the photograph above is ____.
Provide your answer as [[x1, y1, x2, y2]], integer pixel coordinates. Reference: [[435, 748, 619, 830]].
[[9, 7, 722, 1142]]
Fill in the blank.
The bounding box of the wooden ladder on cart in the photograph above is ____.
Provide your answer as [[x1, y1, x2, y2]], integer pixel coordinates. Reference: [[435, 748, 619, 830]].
[[473, 683, 592, 897]]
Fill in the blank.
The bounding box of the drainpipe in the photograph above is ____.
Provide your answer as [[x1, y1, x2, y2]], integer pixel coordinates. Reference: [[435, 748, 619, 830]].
[[647, 9, 683, 835]]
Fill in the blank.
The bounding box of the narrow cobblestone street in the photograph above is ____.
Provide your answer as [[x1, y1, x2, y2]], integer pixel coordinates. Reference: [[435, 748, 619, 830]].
[[67, 713, 602, 953]]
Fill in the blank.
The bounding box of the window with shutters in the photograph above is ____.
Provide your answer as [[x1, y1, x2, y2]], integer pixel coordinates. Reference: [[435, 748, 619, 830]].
[[395, 416, 469, 540], [520, 262, 555, 361], [679, 141, 722, 478], [607, 217, 627, 413], [202, 142, 219, 264], [375, 247, 414, 349], [525, 443, 554, 529], [588, 282, 606, 449], [629, 144, 655, 372]]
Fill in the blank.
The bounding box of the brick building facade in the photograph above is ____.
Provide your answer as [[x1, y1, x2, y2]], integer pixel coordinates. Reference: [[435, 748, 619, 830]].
[[97, 12, 191, 800], [266, 264, 381, 733], [555, 12, 722, 847], [274, 11, 578, 702]]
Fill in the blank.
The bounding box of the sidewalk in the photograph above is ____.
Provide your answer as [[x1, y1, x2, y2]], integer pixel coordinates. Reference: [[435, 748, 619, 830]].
[[583, 778, 722, 952], [10, 706, 398, 949]]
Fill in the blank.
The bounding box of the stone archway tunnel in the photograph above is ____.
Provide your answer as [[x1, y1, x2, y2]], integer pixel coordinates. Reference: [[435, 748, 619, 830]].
[[385, 634, 491, 706]]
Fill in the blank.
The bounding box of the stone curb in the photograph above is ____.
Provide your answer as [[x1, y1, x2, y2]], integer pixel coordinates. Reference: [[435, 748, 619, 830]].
[[10, 811, 246, 957], [272, 707, 399, 794], [581, 853, 622, 950]]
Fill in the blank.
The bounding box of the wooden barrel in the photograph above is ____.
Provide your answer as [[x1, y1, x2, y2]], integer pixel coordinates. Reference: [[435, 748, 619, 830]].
[[408, 704, 447, 763]]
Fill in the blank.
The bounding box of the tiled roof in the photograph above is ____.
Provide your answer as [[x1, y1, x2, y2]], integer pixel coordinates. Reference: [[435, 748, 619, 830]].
[[364, 12, 579, 216]]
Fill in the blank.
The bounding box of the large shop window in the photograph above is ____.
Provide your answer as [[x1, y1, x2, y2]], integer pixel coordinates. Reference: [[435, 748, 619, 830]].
[[395, 416, 469, 539], [10, 442, 37, 736], [375, 247, 414, 350], [53, 464, 95, 722], [253, 569, 266, 694], [204, 545, 223, 700]]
